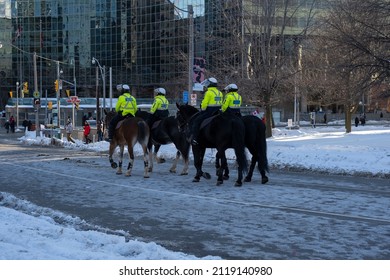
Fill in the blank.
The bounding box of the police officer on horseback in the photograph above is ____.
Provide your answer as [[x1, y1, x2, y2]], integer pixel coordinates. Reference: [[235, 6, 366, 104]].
[[106, 84, 137, 143], [221, 83, 242, 116], [148, 87, 169, 126], [190, 77, 223, 145]]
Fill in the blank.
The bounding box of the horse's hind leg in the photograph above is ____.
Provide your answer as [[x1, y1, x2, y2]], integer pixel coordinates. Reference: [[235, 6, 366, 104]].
[[169, 150, 180, 173], [216, 151, 227, 186], [154, 145, 165, 163], [244, 155, 256, 182], [125, 146, 134, 177], [116, 146, 124, 175], [142, 143, 150, 178]]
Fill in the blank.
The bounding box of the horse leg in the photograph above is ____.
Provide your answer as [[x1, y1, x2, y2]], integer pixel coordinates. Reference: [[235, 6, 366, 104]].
[[154, 144, 165, 163], [116, 145, 124, 175], [216, 151, 227, 186], [258, 158, 269, 184], [108, 144, 118, 169], [180, 151, 190, 176], [125, 145, 134, 177], [193, 147, 209, 182], [244, 155, 256, 182], [142, 143, 150, 178], [169, 150, 180, 173]]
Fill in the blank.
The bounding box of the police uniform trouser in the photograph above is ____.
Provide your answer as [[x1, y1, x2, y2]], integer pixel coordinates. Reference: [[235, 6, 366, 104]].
[[108, 113, 128, 139]]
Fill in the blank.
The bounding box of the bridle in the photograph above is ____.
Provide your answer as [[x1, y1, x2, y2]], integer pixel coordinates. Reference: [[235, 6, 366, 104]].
[[176, 109, 199, 133]]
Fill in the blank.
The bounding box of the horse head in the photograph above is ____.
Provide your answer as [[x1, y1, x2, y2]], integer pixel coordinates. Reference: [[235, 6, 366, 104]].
[[103, 109, 116, 128], [175, 103, 199, 134]]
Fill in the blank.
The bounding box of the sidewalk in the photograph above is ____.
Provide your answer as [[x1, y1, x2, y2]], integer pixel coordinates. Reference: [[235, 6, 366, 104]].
[[0, 127, 25, 142]]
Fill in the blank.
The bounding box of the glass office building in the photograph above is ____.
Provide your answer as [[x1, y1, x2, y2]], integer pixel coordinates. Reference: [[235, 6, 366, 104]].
[[0, 0, 321, 108]]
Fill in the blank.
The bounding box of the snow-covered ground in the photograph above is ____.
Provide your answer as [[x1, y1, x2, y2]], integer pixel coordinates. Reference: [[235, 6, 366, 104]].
[[1, 120, 389, 261]]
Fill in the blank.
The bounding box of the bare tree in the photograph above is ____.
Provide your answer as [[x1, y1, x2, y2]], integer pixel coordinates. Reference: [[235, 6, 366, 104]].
[[306, 0, 390, 132], [207, 1, 319, 137]]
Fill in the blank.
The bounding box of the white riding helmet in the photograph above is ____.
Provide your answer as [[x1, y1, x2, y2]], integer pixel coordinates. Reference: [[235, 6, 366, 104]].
[[154, 87, 166, 95], [122, 84, 130, 91], [208, 77, 218, 84], [224, 83, 238, 92], [201, 77, 218, 88]]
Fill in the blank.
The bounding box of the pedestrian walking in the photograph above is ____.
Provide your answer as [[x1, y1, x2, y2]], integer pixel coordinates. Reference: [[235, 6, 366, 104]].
[[355, 116, 359, 127], [83, 121, 91, 144], [9, 116, 15, 133], [4, 120, 10, 133], [65, 119, 76, 143]]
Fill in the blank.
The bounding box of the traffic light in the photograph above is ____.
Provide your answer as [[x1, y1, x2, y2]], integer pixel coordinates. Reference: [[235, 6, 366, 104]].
[[48, 101, 53, 110], [66, 89, 71, 97], [9, 91, 13, 98], [23, 82, 28, 93], [54, 80, 59, 91], [75, 102, 79, 110]]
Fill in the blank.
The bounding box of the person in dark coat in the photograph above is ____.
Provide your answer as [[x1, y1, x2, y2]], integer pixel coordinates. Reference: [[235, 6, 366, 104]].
[[355, 116, 359, 127]]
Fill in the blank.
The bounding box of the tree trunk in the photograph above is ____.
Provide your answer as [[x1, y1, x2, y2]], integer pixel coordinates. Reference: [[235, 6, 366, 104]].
[[345, 104, 352, 133], [265, 105, 273, 138]]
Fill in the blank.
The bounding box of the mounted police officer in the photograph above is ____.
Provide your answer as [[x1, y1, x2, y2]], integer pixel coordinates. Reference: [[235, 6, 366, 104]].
[[221, 83, 242, 116], [106, 84, 137, 143], [190, 77, 223, 145], [148, 87, 169, 128]]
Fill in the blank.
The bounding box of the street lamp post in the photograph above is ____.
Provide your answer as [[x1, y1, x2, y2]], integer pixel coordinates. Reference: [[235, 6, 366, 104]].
[[16, 82, 19, 129], [92, 57, 106, 120], [188, 5, 194, 96]]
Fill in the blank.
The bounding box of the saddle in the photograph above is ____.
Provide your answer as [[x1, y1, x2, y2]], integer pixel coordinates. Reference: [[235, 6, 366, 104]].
[[200, 115, 218, 130], [115, 115, 133, 129], [151, 120, 162, 130]]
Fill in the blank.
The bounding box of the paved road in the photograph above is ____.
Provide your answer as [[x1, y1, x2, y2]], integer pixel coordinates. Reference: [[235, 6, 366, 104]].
[[1, 129, 389, 259]]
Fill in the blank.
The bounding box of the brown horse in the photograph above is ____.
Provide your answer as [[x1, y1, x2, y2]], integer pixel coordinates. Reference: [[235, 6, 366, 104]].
[[104, 109, 152, 178]]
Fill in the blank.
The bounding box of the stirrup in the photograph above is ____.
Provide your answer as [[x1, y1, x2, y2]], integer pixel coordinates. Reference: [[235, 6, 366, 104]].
[[191, 139, 199, 145]]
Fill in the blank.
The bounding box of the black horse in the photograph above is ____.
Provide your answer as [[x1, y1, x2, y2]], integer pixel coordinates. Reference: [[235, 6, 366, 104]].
[[135, 110, 191, 175], [176, 103, 248, 186], [216, 115, 269, 184]]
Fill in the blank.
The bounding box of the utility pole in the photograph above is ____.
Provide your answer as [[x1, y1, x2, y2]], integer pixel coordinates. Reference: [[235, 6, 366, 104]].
[[188, 5, 194, 96], [56, 61, 61, 128], [33, 52, 40, 137]]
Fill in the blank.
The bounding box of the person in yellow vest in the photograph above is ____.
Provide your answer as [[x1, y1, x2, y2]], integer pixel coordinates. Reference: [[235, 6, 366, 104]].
[[106, 84, 137, 142], [190, 77, 223, 145], [221, 83, 242, 116], [149, 87, 169, 124]]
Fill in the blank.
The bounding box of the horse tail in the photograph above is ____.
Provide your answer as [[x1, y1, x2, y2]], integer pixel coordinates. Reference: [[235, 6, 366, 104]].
[[232, 119, 248, 175], [258, 121, 269, 173], [137, 120, 150, 146]]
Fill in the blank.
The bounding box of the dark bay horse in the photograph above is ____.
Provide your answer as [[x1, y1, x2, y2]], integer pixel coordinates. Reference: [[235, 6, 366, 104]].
[[216, 115, 269, 184], [104, 110, 152, 178], [135, 110, 191, 175], [176, 103, 248, 186]]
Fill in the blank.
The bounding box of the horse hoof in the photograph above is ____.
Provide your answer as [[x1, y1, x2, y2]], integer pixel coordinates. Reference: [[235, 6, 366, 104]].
[[144, 175, 150, 178], [216, 181, 223, 186], [223, 175, 229, 180], [192, 178, 200, 182], [261, 177, 269, 184], [169, 169, 176, 173], [234, 181, 243, 187], [202, 172, 211, 180], [116, 172, 122, 175], [244, 177, 251, 182], [111, 162, 118, 169], [180, 172, 188, 176]]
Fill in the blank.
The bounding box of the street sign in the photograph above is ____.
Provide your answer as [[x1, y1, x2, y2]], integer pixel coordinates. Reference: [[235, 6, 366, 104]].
[[66, 96, 81, 103], [190, 93, 197, 106], [183, 91, 188, 103]]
